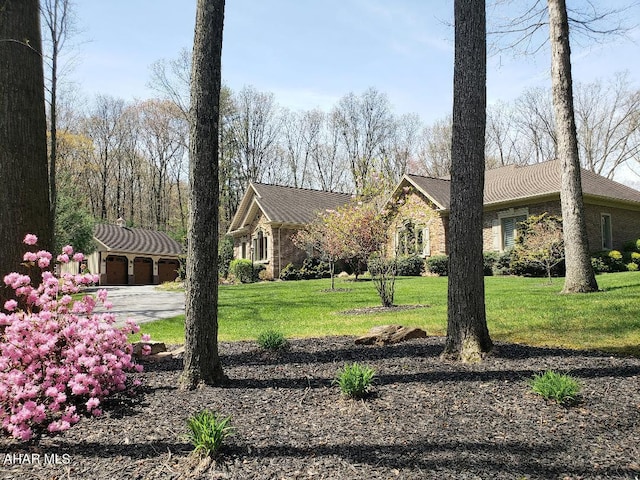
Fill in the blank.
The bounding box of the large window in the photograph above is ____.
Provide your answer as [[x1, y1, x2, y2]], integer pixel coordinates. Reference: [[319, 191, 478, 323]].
[[601, 214, 612, 250], [397, 222, 430, 257], [252, 230, 268, 261]]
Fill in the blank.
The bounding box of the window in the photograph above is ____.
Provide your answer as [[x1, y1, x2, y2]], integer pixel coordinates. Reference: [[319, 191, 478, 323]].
[[501, 215, 527, 250], [601, 214, 612, 250], [253, 230, 268, 261], [397, 222, 429, 257]]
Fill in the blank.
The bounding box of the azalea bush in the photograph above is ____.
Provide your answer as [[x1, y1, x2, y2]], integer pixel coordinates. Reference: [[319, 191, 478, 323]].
[[0, 234, 148, 441]]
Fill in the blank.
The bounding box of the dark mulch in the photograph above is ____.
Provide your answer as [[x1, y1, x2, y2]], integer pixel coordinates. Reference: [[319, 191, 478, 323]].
[[2, 336, 640, 479]]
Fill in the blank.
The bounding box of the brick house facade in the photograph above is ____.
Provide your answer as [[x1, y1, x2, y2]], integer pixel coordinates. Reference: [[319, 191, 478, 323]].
[[391, 161, 640, 257], [227, 183, 352, 278], [229, 162, 640, 278]]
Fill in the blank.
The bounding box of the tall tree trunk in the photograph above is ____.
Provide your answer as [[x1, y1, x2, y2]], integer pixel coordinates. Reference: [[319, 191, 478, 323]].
[[547, 0, 599, 293], [180, 0, 227, 389], [441, 0, 493, 362], [0, 0, 53, 303]]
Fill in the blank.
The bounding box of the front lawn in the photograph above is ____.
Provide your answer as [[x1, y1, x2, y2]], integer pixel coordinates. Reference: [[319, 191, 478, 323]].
[[138, 272, 640, 356]]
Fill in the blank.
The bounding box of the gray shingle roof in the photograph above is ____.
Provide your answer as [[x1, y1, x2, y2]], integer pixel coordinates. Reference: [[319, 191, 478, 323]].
[[406, 160, 640, 210], [94, 224, 182, 256], [228, 183, 353, 233]]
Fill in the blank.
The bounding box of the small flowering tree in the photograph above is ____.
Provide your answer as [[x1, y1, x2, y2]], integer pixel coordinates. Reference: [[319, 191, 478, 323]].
[[0, 234, 148, 441]]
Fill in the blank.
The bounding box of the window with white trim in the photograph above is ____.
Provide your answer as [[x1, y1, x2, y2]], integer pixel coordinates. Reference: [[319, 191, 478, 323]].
[[396, 222, 430, 257], [601, 214, 612, 250]]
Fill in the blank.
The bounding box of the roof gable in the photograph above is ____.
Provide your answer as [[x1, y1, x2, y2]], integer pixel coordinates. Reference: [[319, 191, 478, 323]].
[[228, 183, 353, 233], [94, 224, 182, 256]]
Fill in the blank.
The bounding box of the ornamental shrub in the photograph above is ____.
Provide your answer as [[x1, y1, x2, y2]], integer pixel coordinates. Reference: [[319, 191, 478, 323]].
[[279, 263, 300, 281], [425, 255, 448, 276], [530, 370, 581, 405], [0, 235, 147, 441], [228, 259, 254, 283], [334, 363, 376, 399], [396, 255, 424, 276]]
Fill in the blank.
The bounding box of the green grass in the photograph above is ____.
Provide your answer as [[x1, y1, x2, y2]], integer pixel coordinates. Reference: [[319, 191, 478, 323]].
[[135, 272, 640, 356]]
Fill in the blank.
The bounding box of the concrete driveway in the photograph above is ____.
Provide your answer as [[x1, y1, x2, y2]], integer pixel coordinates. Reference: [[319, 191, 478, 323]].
[[91, 285, 186, 326]]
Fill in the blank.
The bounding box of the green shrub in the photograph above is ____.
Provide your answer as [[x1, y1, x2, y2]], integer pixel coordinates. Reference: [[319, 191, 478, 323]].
[[396, 255, 425, 276], [279, 263, 301, 281], [591, 250, 626, 273], [218, 236, 235, 278], [299, 257, 331, 279], [493, 250, 513, 275], [334, 363, 376, 398], [530, 370, 581, 405], [257, 330, 289, 351], [229, 259, 254, 283], [186, 410, 233, 457], [483, 251, 500, 276], [425, 254, 448, 276], [630, 252, 640, 265]]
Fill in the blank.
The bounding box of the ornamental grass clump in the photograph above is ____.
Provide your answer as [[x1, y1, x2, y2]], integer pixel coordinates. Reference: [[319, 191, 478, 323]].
[[0, 234, 149, 441], [257, 329, 289, 351], [335, 363, 376, 399], [530, 370, 581, 405], [186, 410, 234, 457]]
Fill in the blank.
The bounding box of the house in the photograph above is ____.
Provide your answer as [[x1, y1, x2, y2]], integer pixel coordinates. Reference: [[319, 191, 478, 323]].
[[86, 219, 182, 285], [228, 161, 640, 278], [227, 183, 353, 278], [390, 160, 640, 257]]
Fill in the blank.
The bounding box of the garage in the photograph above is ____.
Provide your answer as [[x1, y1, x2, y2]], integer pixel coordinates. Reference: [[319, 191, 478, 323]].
[[133, 257, 153, 285], [105, 255, 128, 285], [158, 258, 180, 283]]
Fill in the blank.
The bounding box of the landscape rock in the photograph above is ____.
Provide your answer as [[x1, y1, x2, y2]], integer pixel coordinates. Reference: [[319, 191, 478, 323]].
[[133, 340, 167, 357], [354, 324, 427, 346]]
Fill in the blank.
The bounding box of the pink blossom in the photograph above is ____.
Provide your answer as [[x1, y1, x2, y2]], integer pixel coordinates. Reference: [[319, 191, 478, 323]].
[[62, 245, 74, 255], [37, 257, 51, 268], [141, 333, 151, 342], [23, 234, 38, 245], [23, 252, 38, 262], [72, 253, 84, 262], [86, 397, 100, 410], [3, 299, 18, 312], [57, 253, 70, 263]]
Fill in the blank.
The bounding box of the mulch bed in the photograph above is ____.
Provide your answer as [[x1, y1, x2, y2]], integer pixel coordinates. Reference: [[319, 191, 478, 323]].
[[2, 336, 640, 479]]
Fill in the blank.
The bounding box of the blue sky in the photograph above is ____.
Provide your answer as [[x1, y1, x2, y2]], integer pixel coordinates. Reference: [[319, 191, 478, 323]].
[[70, 0, 640, 125]]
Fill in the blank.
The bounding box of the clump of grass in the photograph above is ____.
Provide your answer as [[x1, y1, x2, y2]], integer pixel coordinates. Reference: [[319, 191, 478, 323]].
[[530, 370, 581, 405], [186, 410, 234, 457], [334, 363, 376, 398], [257, 330, 289, 351]]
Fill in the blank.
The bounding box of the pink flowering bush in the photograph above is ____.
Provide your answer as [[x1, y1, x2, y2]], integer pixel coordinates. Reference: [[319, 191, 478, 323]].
[[0, 234, 148, 441]]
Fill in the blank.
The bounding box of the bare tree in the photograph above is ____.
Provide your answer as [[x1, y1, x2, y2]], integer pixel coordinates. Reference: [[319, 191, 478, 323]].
[[548, 0, 598, 293], [381, 113, 422, 184], [575, 73, 640, 179], [513, 87, 557, 163], [333, 87, 393, 194], [40, 0, 76, 232], [414, 117, 452, 177], [229, 85, 281, 186], [84, 95, 127, 220], [181, 0, 227, 389], [442, 0, 493, 362], [0, 0, 53, 302], [137, 99, 187, 230]]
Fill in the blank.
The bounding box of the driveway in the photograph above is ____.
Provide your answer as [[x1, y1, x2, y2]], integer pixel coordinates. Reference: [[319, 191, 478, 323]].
[[91, 285, 185, 326]]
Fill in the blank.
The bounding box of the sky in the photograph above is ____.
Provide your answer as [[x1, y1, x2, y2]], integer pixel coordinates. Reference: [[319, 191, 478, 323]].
[[68, 1, 640, 180]]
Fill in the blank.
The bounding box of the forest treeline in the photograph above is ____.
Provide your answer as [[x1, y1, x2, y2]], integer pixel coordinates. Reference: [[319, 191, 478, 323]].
[[53, 49, 639, 243]]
